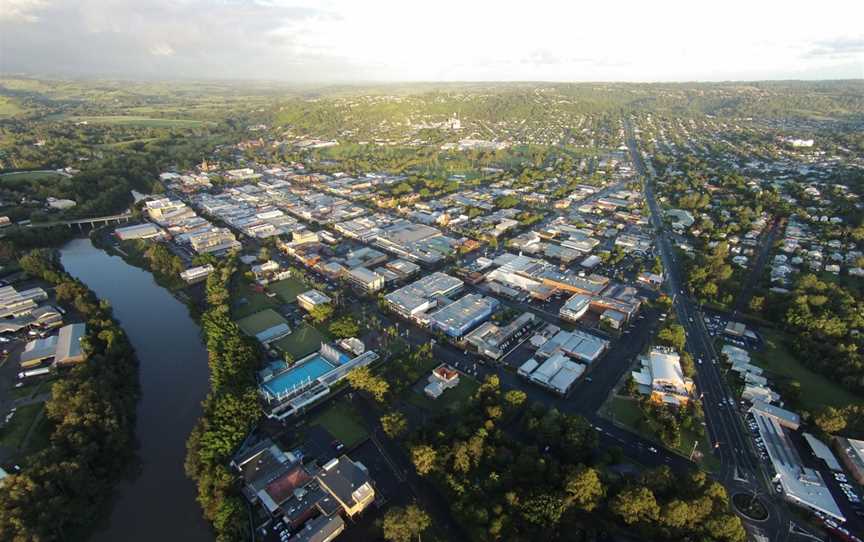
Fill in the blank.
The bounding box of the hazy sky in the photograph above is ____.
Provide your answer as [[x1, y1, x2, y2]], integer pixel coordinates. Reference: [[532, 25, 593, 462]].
[[1, 0, 862, 82]]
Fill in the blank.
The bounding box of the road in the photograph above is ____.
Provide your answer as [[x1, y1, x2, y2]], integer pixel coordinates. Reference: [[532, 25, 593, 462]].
[[733, 217, 782, 314], [623, 119, 794, 542]]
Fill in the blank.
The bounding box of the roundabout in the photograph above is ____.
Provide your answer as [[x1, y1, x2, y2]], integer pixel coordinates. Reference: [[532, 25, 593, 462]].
[[732, 492, 770, 522]]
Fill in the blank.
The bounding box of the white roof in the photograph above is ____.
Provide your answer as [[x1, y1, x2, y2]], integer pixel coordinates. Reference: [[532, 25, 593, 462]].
[[649, 349, 684, 387]]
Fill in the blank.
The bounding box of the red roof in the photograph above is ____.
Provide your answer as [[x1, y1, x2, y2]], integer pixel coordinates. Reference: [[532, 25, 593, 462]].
[[433, 364, 459, 382], [265, 465, 312, 505]]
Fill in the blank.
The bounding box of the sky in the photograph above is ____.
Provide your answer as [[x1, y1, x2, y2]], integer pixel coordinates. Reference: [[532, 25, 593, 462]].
[[1, 0, 862, 82]]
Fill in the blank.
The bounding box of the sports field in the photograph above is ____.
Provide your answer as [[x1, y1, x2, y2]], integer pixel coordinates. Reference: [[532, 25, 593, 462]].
[[236, 309, 289, 338], [272, 323, 328, 360], [269, 277, 309, 304], [66, 115, 208, 128]]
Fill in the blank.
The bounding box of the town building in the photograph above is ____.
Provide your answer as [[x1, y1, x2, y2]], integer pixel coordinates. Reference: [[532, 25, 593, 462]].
[[751, 408, 843, 521], [179, 264, 214, 284], [384, 272, 463, 320], [833, 437, 864, 485], [115, 223, 164, 241], [19, 323, 87, 369], [346, 266, 385, 293], [518, 352, 585, 395], [535, 329, 609, 364], [465, 313, 536, 360], [424, 364, 460, 399], [631, 347, 694, 406], [297, 290, 332, 312], [426, 293, 499, 338]]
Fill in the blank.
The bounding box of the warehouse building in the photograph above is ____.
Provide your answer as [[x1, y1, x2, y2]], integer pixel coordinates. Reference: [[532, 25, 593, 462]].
[[752, 409, 844, 521], [427, 293, 499, 338], [384, 272, 463, 319], [19, 323, 87, 369], [466, 312, 536, 360], [115, 223, 164, 241], [518, 353, 586, 395], [535, 329, 609, 364]]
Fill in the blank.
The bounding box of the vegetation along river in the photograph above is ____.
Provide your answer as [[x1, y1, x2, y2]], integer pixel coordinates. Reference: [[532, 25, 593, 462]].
[[60, 237, 212, 542]]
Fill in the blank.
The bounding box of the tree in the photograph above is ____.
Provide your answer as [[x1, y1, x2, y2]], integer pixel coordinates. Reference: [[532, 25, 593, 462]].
[[309, 303, 333, 324], [563, 466, 604, 511], [610, 486, 660, 525], [657, 324, 686, 352], [519, 491, 566, 527], [382, 504, 431, 542], [380, 411, 407, 439], [660, 499, 691, 529], [815, 406, 847, 434], [748, 296, 765, 313], [346, 366, 389, 403], [504, 389, 527, 409], [411, 445, 437, 476], [329, 315, 359, 338]]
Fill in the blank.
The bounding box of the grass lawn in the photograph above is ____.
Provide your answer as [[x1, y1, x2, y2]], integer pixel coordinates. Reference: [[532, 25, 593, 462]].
[[0, 171, 65, 183], [272, 323, 329, 360], [232, 279, 278, 319], [269, 277, 309, 304], [405, 376, 480, 415], [7, 378, 55, 401], [66, 115, 208, 128], [236, 309, 289, 338], [0, 403, 44, 450], [751, 328, 863, 411], [602, 394, 719, 472], [308, 401, 368, 449], [0, 97, 23, 117]]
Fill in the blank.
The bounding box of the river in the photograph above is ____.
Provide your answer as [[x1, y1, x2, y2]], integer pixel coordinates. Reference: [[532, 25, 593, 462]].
[[60, 237, 212, 542]]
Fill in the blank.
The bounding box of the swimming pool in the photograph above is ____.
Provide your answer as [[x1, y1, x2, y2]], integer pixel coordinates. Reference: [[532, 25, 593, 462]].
[[263, 355, 335, 398]]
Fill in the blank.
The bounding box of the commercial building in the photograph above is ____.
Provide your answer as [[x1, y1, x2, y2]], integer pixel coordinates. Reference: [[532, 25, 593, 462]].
[[19, 323, 87, 369], [384, 272, 463, 319], [297, 290, 332, 312], [0, 286, 48, 319], [535, 329, 609, 364], [751, 409, 844, 521], [346, 267, 385, 293], [631, 347, 694, 406], [186, 227, 241, 254], [559, 294, 591, 322], [750, 400, 800, 431], [833, 437, 864, 485], [518, 353, 585, 395], [0, 305, 62, 334], [374, 220, 459, 265], [465, 312, 536, 360], [427, 293, 499, 338], [115, 223, 164, 241], [179, 264, 214, 284]]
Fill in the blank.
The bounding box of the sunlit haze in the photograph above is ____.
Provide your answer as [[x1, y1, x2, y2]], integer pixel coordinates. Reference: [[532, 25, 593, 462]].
[[1, 0, 862, 81]]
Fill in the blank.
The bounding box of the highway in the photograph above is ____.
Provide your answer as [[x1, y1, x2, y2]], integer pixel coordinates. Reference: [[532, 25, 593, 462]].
[[623, 119, 793, 542]]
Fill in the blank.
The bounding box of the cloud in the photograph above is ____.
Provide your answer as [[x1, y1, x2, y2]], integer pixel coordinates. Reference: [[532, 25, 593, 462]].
[[0, 0, 862, 82], [149, 43, 175, 57], [806, 37, 864, 58], [0, 0, 49, 22]]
